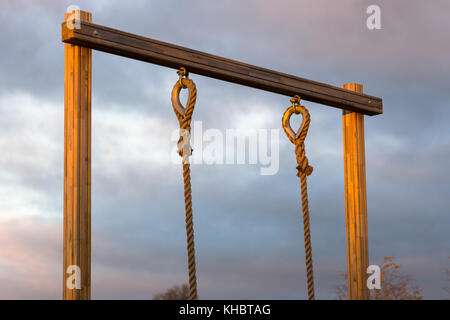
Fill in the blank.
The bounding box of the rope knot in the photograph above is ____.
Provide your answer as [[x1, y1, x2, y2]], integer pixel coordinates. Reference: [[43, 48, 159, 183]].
[[295, 142, 313, 177], [177, 130, 193, 158], [296, 157, 313, 177]]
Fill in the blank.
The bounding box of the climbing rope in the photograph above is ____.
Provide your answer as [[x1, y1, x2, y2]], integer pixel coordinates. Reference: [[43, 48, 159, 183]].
[[282, 95, 315, 300], [171, 67, 198, 300]]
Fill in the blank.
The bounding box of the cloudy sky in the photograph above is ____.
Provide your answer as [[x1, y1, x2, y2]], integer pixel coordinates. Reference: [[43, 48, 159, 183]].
[[0, 0, 449, 299]]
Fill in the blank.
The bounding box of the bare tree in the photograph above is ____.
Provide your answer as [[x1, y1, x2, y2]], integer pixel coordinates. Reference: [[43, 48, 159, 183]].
[[153, 283, 190, 300], [336, 256, 423, 300]]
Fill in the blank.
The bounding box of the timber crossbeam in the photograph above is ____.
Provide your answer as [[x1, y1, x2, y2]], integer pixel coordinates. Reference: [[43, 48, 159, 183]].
[[62, 20, 382, 115]]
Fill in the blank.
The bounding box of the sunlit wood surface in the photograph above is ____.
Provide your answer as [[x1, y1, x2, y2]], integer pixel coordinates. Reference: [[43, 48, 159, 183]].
[[64, 10, 92, 300], [342, 83, 369, 300]]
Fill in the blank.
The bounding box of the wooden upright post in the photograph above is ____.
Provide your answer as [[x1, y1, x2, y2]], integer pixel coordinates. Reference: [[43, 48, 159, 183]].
[[63, 10, 92, 300], [342, 83, 369, 300]]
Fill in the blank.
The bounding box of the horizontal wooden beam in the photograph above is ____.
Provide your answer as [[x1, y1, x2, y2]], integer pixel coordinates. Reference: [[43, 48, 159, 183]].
[[62, 20, 382, 115]]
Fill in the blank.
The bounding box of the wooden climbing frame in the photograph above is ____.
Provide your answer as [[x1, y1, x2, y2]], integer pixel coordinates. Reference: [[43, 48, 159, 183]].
[[62, 10, 382, 300]]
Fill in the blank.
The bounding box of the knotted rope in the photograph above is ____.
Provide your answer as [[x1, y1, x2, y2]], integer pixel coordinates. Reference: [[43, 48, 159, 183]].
[[282, 95, 315, 300], [171, 67, 198, 300]]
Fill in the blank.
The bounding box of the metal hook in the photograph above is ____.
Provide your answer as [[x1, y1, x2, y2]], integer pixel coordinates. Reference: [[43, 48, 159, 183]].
[[290, 95, 301, 112], [177, 67, 189, 87]]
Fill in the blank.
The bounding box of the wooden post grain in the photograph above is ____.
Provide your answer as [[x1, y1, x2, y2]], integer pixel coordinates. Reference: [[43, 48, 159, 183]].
[[342, 83, 369, 300], [64, 10, 92, 300]]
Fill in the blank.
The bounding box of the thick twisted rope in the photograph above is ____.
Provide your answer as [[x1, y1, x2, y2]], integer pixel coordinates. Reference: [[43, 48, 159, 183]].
[[295, 141, 315, 300], [282, 95, 315, 300], [171, 68, 198, 300]]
